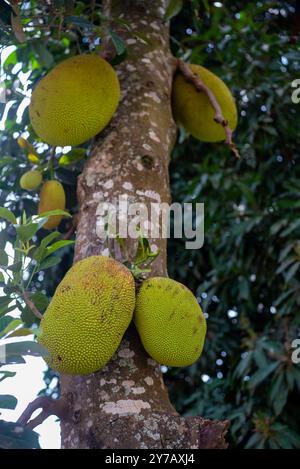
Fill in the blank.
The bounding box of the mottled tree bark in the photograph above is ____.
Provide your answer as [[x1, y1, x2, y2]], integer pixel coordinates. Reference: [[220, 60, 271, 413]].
[[60, 0, 228, 449]]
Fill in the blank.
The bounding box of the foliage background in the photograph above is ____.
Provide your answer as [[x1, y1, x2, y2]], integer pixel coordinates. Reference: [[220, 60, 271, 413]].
[[0, 0, 300, 449]]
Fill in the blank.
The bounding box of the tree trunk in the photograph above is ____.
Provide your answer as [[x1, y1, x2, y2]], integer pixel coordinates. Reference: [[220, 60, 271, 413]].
[[60, 0, 228, 449]]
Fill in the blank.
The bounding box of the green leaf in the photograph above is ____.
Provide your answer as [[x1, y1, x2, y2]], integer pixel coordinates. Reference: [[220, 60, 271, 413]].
[[45, 240, 74, 257], [40, 231, 61, 248], [0, 230, 7, 249], [0, 319, 23, 339], [0, 296, 11, 307], [0, 207, 17, 225], [273, 385, 288, 415], [0, 0, 14, 26], [37, 256, 61, 271], [0, 156, 14, 168], [0, 315, 14, 333], [284, 261, 299, 282], [34, 231, 61, 262], [0, 272, 4, 283], [6, 327, 34, 338], [27, 291, 48, 313], [0, 250, 8, 266], [6, 261, 22, 272], [164, 0, 183, 20], [0, 371, 16, 383], [0, 298, 14, 318], [249, 361, 280, 388], [31, 42, 54, 68], [110, 49, 128, 66], [245, 432, 264, 449], [4, 341, 49, 363], [0, 395, 17, 410], [270, 372, 284, 403], [20, 292, 48, 327], [58, 148, 86, 166], [15, 223, 40, 242], [0, 304, 16, 319], [108, 30, 127, 56], [131, 30, 151, 45], [36, 209, 71, 220], [64, 15, 94, 28], [0, 421, 40, 449]]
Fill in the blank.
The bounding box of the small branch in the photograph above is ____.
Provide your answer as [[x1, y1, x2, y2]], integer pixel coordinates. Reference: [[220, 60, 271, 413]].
[[177, 60, 240, 158], [62, 213, 79, 240], [22, 290, 43, 320], [48, 146, 57, 179], [18, 396, 69, 429]]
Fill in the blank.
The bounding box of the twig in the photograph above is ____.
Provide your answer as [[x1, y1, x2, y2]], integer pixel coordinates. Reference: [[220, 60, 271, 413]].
[[62, 213, 79, 240], [18, 396, 69, 429], [48, 146, 56, 179], [22, 290, 43, 320], [177, 60, 240, 158]]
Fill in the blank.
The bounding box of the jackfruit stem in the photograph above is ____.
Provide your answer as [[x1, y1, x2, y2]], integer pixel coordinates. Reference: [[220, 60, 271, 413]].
[[22, 290, 43, 320], [48, 146, 56, 179], [177, 60, 240, 158]]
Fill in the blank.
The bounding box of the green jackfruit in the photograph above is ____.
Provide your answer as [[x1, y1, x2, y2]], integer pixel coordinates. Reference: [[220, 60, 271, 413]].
[[20, 170, 42, 191], [172, 64, 237, 142], [39, 255, 135, 375], [38, 180, 66, 230], [29, 54, 120, 146], [134, 277, 206, 367]]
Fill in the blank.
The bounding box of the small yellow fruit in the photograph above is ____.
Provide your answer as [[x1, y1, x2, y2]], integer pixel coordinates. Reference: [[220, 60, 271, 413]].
[[172, 64, 238, 142], [17, 137, 36, 154], [38, 180, 66, 230], [17, 137, 28, 149], [134, 277, 207, 367], [28, 153, 40, 164], [19, 170, 42, 191], [38, 255, 136, 375], [29, 54, 121, 146]]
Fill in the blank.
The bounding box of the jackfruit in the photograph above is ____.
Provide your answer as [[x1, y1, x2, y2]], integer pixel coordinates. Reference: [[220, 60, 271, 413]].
[[20, 170, 42, 191], [38, 255, 135, 375], [134, 277, 206, 367], [38, 180, 66, 230], [29, 54, 120, 146], [172, 64, 237, 142]]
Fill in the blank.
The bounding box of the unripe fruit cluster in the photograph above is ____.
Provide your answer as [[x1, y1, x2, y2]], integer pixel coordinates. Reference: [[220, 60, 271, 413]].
[[39, 256, 207, 375]]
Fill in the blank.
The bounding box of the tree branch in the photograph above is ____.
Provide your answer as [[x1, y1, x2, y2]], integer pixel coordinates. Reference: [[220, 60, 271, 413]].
[[177, 59, 240, 158], [62, 213, 78, 240], [18, 396, 69, 429], [21, 290, 43, 320]]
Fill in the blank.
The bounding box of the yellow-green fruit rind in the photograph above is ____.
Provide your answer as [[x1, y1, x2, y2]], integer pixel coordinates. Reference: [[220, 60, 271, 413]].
[[20, 170, 42, 191], [172, 64, 237, 142], [38, 180, 66, 230], [134, 277, 206, 367], [38, 256, 136, 375], [29, 55, 120, 146]]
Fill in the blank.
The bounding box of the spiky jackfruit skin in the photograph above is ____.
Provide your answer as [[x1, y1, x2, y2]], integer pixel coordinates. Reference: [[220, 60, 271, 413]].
[[38, 180, 66, 230], [29, 55, 120, 146], [134, 277, 206, 367], [39, 256, 136, 375], [20, 170, 42, 191], [172, 64, 237, 142]]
